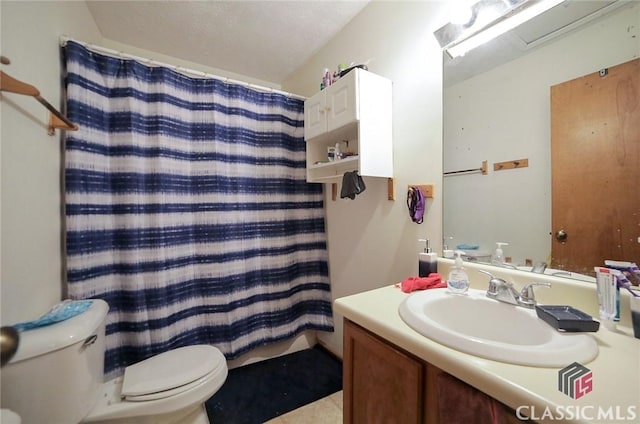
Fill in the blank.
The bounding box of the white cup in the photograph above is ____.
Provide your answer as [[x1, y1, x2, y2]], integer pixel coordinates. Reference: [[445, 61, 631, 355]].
[[327, 146, 336, 162]]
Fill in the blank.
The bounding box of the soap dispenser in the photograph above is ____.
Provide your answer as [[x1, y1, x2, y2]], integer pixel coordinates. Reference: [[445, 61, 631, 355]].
[[448, 250, 470, 294], [493, 242, 509, 264], [418, 239, 438, 277]]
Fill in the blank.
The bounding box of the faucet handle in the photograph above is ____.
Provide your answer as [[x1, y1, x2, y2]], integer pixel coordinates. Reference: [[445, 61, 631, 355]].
[[478, 270, 509, 296], [519, 282, 551, 307]]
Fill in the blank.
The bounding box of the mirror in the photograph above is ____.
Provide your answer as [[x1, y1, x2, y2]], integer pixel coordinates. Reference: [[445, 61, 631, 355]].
[[443, 1, 639, 281]]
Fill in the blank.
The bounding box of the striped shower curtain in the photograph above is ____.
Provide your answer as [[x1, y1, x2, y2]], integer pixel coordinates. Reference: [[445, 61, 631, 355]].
[[63, 41, 333, 378]]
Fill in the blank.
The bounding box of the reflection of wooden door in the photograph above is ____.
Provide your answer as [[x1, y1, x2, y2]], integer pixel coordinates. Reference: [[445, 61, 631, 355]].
[[551, 58, 640, 275]]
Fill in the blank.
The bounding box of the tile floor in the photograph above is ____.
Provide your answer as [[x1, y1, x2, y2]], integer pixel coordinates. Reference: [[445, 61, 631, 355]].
[[264, 390, 343, 424]]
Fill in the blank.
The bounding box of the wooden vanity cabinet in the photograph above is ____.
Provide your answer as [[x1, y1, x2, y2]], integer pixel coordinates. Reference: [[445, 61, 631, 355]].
[[343, 318, 425, 423], [343, 319, 522, 424]]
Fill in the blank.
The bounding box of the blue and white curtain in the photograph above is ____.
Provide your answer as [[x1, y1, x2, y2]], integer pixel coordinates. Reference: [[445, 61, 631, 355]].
[[63, 41, 333, 378]]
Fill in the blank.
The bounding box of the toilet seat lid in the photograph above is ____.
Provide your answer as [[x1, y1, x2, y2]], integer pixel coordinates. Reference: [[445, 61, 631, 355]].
[[121, 345, 223, 398]]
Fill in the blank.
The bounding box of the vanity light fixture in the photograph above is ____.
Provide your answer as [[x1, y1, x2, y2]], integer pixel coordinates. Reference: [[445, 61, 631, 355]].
[[435, 0, 565, 58], [449, 0, 476, 25]]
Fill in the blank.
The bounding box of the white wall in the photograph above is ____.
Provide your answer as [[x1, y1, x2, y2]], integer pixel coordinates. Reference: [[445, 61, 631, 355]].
[[1, 1, 103, 323], [444, 4, 640, 266], [283, 1, 449, 357]]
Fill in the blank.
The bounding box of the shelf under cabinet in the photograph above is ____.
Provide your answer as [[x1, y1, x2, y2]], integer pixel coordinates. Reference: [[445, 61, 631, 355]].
[[307, 156, 360, 183], [309, 156, 358, 170]]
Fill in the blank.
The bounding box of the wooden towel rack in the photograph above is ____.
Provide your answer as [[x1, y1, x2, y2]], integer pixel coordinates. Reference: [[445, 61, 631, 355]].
[[0, 69, 78, 135]]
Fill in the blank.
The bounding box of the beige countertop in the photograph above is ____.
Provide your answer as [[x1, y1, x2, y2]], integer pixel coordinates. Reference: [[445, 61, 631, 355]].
[[334, 261, 640, 424]]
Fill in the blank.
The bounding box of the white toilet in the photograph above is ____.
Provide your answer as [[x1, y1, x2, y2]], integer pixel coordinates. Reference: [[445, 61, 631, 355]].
[[0, 299, 228, 424]]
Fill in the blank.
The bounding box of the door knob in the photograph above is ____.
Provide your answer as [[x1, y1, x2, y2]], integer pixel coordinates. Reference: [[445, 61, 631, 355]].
[[555, 229, 567, 242]]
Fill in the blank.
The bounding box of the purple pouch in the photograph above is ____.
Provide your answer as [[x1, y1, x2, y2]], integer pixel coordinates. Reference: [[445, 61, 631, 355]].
[[407, 187, 425, 223]]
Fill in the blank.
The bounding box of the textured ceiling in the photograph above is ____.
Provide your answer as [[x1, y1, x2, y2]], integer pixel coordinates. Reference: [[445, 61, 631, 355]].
[[86, 1, 370, 84]]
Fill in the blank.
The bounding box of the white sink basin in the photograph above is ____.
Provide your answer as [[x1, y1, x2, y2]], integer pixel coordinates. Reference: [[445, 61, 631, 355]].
[[399, 288, 598, 367]]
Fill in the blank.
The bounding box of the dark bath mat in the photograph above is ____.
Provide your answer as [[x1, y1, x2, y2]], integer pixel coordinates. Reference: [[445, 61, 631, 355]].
[[205, 344, 342, 423]]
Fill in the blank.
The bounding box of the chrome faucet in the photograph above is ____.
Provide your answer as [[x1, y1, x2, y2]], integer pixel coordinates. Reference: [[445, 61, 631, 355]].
[[518, 282, 552, 307], [478, 270, 550, 309], [531, 262, 548, 274], [490, 260, 518, 270]]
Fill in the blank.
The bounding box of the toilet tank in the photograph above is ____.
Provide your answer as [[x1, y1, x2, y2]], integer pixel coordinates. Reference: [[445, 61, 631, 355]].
[[1, 299, 109, 424]]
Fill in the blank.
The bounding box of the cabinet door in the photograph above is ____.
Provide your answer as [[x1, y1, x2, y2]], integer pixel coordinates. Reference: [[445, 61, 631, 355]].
[[326, 71, 358, 132], [304, 90, 327, 140], [344, 320, 424, 424]]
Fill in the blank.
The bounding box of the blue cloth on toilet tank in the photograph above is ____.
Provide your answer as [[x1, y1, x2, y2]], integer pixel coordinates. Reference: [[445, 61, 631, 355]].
[[13, 300, 93, 331]]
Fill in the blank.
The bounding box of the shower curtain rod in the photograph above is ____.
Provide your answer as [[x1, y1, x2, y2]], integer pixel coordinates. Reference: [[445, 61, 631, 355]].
[[59, 36, 306, 101]]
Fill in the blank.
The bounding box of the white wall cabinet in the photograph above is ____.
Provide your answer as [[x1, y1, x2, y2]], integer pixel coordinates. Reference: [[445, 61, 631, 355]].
[[304, 68, 393, 183]]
